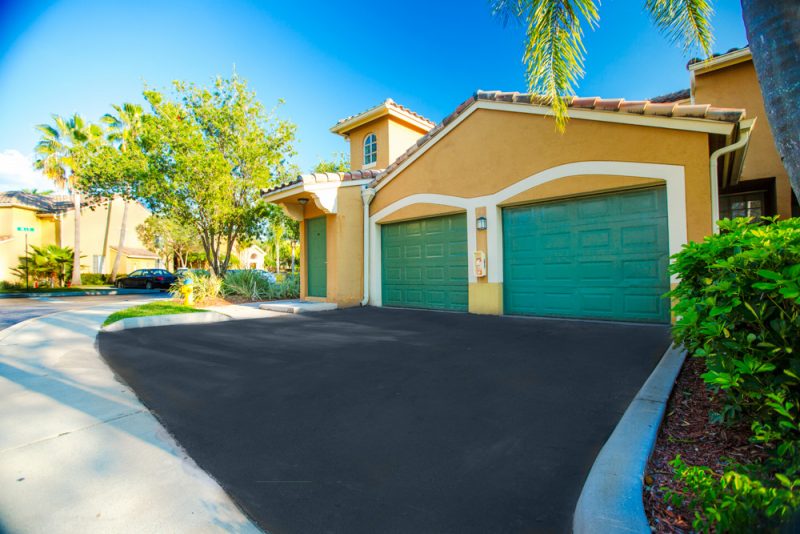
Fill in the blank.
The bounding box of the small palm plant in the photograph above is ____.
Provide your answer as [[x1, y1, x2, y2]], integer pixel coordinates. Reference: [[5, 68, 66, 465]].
[[12, 245, 77, 287]]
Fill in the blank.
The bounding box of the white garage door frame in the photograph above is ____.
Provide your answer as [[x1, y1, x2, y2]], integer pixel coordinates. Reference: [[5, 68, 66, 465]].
[[368, 161, 688, 307]]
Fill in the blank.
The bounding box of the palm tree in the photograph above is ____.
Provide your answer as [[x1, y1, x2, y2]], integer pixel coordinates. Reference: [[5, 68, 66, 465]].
[[101, 103, 144, 282], [492, 0, 799, 203], [33, 114, 103, 286], [12, 244, 75, 287]]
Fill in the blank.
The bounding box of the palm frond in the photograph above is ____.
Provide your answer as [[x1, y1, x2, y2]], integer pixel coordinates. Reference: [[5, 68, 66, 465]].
[[645, 0, 713, 55], [515, 0, 599, 131], [35, 124, 60, 140]]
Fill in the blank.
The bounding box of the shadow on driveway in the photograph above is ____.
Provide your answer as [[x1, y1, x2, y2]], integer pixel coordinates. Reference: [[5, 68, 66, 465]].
[[98, 306, 671, 533]]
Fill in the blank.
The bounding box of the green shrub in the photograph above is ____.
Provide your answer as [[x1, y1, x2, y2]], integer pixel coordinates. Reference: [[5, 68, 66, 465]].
[[667, 217, 800, 530], [664, 456, 800, 533], [220, 271, 300, 300], [670, 217, 800, 426], [80, 273, 111, 285], [169, 272, 221, 304], [221, 270, 272, 300]]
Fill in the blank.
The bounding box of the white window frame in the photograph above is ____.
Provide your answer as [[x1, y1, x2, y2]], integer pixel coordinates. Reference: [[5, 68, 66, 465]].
[[363, 133, 377, 167]]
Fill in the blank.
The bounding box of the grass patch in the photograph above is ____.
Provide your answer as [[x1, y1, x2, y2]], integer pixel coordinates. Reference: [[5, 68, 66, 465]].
[[103, 301, 204, 326]]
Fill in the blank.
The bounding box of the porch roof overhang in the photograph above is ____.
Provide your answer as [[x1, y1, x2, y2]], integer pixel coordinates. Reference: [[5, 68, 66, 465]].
[[261, 169, 383, 221]]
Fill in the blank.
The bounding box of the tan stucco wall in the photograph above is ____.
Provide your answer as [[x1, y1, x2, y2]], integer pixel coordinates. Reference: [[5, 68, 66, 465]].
[[347, 116, 427, 172], [59, 198, 151, 274], [376, 203, 464, 224], [348, 120, 391, 171], [1, 198, 152, 282], [297, 185, 364, 307], [0, 207, 49, 282], [501, 174, 663, 206], [693, 58, 793, 217], [371, 108, 714, 243]]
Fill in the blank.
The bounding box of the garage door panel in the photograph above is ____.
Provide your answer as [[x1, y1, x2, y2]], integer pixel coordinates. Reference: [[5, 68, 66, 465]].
[[382, 213, 468, 312], [503, 188, 670, 323]]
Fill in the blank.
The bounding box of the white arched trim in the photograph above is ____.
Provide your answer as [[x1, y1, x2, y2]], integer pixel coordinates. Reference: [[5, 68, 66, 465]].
[[368, 161, 688, 305]]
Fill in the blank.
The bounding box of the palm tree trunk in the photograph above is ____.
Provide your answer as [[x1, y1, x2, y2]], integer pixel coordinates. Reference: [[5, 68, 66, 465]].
[[71, 192, 82, 286], [100, 200, 113, 273], [290, 242, 296, 273], [275, 240, 280, 274], [741, 0, 800, 203], [110, 200, 129, 282]]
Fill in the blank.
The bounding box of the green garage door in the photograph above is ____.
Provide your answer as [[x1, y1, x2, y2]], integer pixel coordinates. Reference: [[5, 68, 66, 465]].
[[382, 213, 468, 311], [503, 187, 670, 323]]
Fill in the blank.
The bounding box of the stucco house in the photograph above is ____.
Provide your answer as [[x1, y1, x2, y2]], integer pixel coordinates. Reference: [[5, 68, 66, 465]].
[[0, 192, 157, 282], [263, 47, 795, 324]]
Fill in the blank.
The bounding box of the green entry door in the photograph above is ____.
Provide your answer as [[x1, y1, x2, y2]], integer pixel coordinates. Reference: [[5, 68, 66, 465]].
[[306, 216, 327, 298], [502, 187, 670, 323], [381, 213, 468, 311]]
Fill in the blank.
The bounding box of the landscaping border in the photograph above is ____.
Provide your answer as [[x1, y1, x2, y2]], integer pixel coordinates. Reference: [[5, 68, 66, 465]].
[[573, 343, 687, 534], [101, 311, 231, 332]]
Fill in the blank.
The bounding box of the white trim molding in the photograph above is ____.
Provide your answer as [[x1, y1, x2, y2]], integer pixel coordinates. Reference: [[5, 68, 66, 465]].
[[367, 161, 689, 305]]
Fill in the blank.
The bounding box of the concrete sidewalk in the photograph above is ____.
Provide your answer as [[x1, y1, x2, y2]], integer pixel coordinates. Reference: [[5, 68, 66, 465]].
[[0, 301, 260, 533]]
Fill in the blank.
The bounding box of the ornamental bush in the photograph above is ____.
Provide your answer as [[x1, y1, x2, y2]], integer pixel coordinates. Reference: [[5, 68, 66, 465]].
[[667, 216, 800, 530], [670, 217, 800, 427]]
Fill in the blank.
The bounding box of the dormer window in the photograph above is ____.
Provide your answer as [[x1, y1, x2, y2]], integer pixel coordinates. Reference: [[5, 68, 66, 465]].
[[363, 133, 377, 166]]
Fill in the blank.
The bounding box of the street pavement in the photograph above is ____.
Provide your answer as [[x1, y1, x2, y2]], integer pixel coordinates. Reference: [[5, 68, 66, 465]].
[[0, 293, 168, 331]]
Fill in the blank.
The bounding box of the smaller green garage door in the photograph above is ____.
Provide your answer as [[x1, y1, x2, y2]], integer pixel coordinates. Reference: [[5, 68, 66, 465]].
[[382, 213, 468, 311], [503, 187, 670, 323]]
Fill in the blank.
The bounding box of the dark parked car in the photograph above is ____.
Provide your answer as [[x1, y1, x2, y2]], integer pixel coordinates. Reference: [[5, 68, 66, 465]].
[[115, 269, 176, 290]]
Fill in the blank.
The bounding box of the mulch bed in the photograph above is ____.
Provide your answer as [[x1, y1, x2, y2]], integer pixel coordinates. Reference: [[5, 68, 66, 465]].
[[644, 356, 768, 532]]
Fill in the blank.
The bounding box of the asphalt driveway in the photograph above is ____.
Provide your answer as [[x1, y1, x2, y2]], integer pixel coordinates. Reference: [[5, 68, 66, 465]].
[[98, 306, 671, 533]]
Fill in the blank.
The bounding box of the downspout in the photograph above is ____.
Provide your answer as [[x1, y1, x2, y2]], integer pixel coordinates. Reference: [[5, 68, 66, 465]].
[[709, 120, 754, 232], [360, 186, 376, 306]]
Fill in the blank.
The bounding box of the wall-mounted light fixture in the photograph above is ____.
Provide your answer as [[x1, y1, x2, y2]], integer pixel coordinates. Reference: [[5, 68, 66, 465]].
[[476, 216, 488, 231], [297, 197, 309, 205]]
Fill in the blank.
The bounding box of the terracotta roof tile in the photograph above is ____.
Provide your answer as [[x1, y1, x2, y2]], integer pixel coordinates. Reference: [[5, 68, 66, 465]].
[[0, 191, 99, 213], [371, 90, 746, 187], [262, 168, 385, 196], [649, 88, 691, 103], [334, 99, 435, 129]]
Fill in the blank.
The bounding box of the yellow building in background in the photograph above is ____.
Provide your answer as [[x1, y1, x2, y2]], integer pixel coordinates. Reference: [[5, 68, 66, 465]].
[[0, 191, 157, 283]]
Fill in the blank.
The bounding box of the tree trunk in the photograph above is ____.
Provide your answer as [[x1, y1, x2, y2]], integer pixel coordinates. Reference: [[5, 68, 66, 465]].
[[110, 200, 129, 282], [100, 199, 113, 273], [290, 241, 296, 273], [71, 192, 82, 286], [741, 0, 800, 203], [275, 239, 280, 273]]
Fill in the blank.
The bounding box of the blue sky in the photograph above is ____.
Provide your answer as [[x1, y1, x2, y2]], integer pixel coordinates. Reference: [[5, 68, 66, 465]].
[[0, 0, 747, 190]]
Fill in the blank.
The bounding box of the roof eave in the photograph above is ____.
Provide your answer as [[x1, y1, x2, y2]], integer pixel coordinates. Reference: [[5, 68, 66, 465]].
[[330, 105, 433, 137], [689, 47, 752, 74]]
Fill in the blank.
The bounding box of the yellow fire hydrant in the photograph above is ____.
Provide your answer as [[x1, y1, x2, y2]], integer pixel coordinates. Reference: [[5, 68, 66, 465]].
[[180, 275, 194, 306]]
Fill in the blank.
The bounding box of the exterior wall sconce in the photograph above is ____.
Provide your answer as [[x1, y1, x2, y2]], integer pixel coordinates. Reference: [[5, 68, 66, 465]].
[[476, 216, 488, 230], [297, 197, 309, 205]]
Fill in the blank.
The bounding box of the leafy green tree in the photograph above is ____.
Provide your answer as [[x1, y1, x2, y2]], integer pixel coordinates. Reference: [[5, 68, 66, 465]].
[[312, 153, 349, 173], [97, 103, 146, 281], [135, 75, 296, 276], [492, 0, 800, 203], [33, 114, 104, 286], [136, 215, 199, 269], [12, 245, 76, 287]]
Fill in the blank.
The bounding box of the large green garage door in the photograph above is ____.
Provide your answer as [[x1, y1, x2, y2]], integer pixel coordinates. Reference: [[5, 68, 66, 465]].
[[503, 187, 670, 323], [382, 213, 468, 311]]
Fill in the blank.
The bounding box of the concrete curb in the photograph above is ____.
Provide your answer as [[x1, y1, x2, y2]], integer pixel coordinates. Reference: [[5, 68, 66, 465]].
[[573, 343, 687, 534], [101, 311, 231, 332], [259, 301, 338, 314], [0, 288, 161, 299]]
